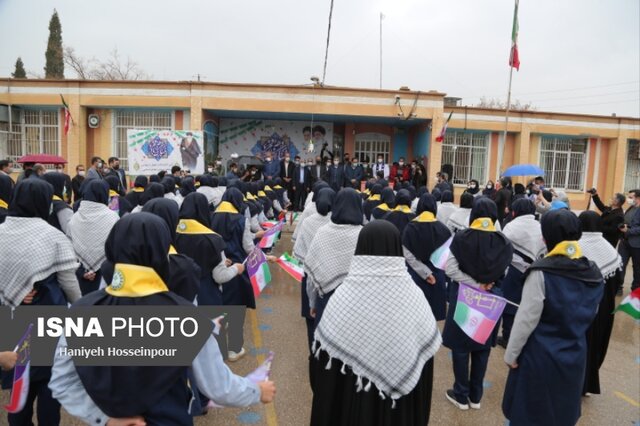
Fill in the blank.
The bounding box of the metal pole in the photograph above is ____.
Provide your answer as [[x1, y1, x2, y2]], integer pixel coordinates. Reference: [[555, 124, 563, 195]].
[[497, 45, 515, 181], [379, 12, 383, 90]]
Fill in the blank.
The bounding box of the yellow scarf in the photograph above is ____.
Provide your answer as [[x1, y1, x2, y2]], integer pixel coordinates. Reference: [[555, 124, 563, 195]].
[[273, 185, 283, 190], [258, 191, 267, 198], [0, 199, 7, 209], [368, 194, 381, 201], [168, 245, 178, 255], [176, 219, 216, 235], [109, 190, 119, 198], [546, 241, 582, 259], [215, 201, 239, 214], [132, 187, 145, 193], [264, 185, 274, 192], [375, 203, 392, 212], [246, 193, 256, 200], [469, 217, 497, 232], [52, 195, 63, 202], [413, 211, 436, 222], [394, 205, 412, 213], [106, 263, 169, 297]]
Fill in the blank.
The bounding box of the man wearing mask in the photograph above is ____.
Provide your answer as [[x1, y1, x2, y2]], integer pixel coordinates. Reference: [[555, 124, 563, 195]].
[[310, 156, 326, 184], [390, 157, 410, 185], [71, 165, 85, 203], [620, 189, 640, 291], [590, 188, 625, 247], [85, 156, 104, 181], [618, 190, 639, 294], [344, 157, 363, 189], [106, 157, 127, 192], [263, 151, 280, 181], [280, 152, 295, 200], [372, 154, 389, 180], [325, 157, 345, 192], [293, 156, 311, 211], [361, 157, 373, 181], [226, 162, 240, 180]]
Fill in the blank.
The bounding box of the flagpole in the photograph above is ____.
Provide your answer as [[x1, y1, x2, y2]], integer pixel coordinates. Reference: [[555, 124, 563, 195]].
[[497, 65, 514, 180], [379, 12, 383, 90]]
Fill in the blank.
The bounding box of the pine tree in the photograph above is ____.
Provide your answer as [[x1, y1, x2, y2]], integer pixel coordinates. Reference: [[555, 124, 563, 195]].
[[44, 9, 64, 79], [12, 57, 26, 78]]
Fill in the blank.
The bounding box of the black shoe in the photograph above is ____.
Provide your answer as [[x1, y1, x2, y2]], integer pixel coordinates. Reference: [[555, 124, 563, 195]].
[[445, 389, 469, 410], [497, 336, 508, 349]]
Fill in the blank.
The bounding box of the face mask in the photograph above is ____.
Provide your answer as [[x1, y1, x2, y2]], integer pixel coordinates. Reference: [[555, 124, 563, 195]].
[[363, 163, 368, 168], [216, 160, 222, 165], [285, 157, 290, 162], [265, 157, 271, 162], [377, 158, 383, 163], [295, 161, 300, 166], [250, 170, 256, 175], [207, 167, 213, 173], [352, 163, 358, 168], [97, 162, 103, 168], [470, 184, 477, 189], [411, 164, 416, 169], [399, 162, 404, 166], [78, 171, 85, 177], [629, 198, 635, 205], [333, 161, 340, 166], [487, 185, 493, 189]]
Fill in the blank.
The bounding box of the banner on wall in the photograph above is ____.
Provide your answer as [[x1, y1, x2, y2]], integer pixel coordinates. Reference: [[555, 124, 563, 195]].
[[127, 130, 204, 175], [218, 119, 334, 161]]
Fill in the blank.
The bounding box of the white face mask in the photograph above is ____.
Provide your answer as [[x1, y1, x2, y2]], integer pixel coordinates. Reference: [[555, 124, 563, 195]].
[[333, 161, 340, 166], [78, 171, 85, 177], [265, 157, 271, 162], [207, 167, 213, 173], [377, 158, 383, 163], [398, 162, 404, 166], [629, 197, 635, 205]]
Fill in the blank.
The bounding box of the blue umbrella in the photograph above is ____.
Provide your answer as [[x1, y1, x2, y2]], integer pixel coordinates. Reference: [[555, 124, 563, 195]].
[[502, 164, 544, 177]]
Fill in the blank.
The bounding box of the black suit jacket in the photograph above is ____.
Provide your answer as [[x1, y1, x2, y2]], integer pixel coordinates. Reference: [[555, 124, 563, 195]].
[[592, 194, 624, 247], [310, 164, 326, 184], [293, 166, 311, 191], [279, 161, 296, 181]]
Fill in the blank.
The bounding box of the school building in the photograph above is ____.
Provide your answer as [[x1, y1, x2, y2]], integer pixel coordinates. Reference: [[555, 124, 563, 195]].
[[1, 78, 639, 210]]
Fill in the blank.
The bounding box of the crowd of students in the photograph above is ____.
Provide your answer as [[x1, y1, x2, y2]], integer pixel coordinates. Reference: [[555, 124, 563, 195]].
[[0, 152, 639, 425]]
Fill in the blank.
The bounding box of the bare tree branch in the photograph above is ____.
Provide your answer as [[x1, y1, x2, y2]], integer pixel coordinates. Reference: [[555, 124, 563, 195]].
[[475, 97, 535, 111], [63, 46, 150, 80]]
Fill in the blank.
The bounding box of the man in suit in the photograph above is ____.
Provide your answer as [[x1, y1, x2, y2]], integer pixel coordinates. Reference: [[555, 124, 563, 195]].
[[106, 157, 127, 192], [343, 157, 363, 189], [279, 152, 295, 201], [325, 157, 345, 192], [85, 156, 104, 181], [310, 155, 326, 185], [262, 151, 280, 181], [292, 156, 311, 211], [71, 164, 85, 203], [620, 189, 640, 291]]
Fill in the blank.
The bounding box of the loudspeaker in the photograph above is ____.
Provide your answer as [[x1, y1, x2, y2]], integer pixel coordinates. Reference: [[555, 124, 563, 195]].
[[88, 114, 100, 129]]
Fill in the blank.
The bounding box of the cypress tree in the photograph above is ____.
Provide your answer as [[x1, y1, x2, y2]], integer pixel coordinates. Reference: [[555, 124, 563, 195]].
[[44, 9, 64, 78], [12, 57, 27, 78]]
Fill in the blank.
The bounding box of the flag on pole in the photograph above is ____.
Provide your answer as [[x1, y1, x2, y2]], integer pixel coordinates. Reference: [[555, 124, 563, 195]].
[[277, 252, 304, 282], [614, 287, 640, 319], [4, 324, 33, 413], [258, 221, 284, 249], [454, 284, 507, 344], [509, 0, 520, 70], [429, 236, 453, 270], [435, 111, 453, 143], [60, 95, 73, 135], [246, 246, 272, 297]]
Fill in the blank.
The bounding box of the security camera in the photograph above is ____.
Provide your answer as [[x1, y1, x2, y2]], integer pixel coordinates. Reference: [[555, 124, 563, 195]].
[[394, 95, 401, 103]]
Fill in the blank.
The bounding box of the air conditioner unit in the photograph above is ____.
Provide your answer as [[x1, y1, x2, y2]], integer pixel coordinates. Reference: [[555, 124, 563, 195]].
[[88, 114, 100, 129]]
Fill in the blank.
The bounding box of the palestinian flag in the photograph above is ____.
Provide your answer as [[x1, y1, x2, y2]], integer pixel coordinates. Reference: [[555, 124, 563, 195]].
[[246, 246, 272, 297], [509, 0, 520, 70], [435, 111, 453, 143], [277, 252, 304, 282], [615, 287, 640, 319], [60, 95, 73, 135]]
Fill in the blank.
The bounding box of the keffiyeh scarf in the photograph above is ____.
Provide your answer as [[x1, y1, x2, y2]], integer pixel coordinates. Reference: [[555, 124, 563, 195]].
[[304, 221, 362, 295], [314, 256, 441, 403], [293, 213, 331, 264], [68, 201, 119, 271], [579, 232, 622, 279], [292, 202, 317, 242], [0, 217, 78, 307]]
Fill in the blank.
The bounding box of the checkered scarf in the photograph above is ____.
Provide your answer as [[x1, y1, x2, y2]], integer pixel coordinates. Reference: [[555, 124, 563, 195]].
[[291, 202, 316, 242], [579, 232, 622, 279], [314, 255, 441, 403], [293, 213, 331, 264], [67, 201, 119, 271], [502, 214, 546, 262], [304, 221, 362, 296], [447, 207, 471, 232], [0, 217, 78, 307]]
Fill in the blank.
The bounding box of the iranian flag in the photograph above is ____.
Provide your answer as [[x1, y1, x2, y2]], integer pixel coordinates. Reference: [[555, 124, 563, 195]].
[[509, 0, 520, 70], [454, 284, 507, 344], [277, 252, 304, 282], [258, 221, 284, 249], [4, 324, 33, 414], [614, 287, 640, 319], [246, 246, 272, 297], [60, 95, 73, 135], [435, 111, 453, 143]]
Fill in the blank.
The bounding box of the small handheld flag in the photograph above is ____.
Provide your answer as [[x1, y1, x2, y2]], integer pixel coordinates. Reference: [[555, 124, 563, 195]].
[[4, 324, 33, 414], [614, 287, 640, 319], [276, 252, 304, 282], [429, 236, 453, 270], [454, 284, 507, 344], [258, 221, 284, 249], [246, 246, 272, 297], [435, 111, 453, 143]]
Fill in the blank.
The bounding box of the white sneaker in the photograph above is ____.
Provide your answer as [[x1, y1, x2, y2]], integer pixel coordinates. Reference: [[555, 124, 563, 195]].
[[228, 348, 246, 362], [445, 390, 469, 410], [469, 400, 481, 409]]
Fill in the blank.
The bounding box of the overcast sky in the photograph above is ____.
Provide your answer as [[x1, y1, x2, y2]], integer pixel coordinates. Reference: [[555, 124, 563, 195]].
[[1, 0, 638, 117]]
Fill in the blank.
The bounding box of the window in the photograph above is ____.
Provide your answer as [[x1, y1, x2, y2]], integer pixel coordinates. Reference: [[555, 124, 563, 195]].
[[539, 136, 587, 191], [354, 132, 390, 164], [113, 110, 173, 169], [441, 131, 489, 185], [0, 109, 59, 164], [624, 139, 640, 193]]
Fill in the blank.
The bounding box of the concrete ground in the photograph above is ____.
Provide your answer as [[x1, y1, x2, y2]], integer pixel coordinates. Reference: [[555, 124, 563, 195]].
[[2, 229, 639, 425]]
